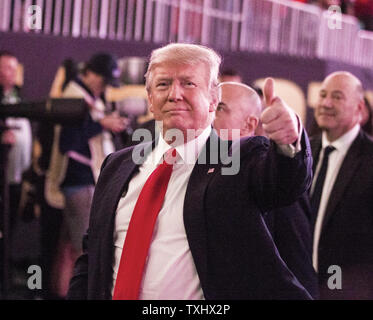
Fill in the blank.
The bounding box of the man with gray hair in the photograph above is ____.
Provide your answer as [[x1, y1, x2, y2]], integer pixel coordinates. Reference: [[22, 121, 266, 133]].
[[310, 71, 373, 299], [67, 43, 313, 300]]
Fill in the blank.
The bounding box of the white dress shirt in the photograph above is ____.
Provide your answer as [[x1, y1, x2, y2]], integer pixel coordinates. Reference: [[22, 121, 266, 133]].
[[112, 126, 212, 300], [1, 90, 32, 185], [312, 124, 360, 271]]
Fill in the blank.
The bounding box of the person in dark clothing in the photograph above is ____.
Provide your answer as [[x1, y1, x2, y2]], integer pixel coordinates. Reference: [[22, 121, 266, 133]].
[[213, 81, 318, 299], [45, 53, 128, 298]]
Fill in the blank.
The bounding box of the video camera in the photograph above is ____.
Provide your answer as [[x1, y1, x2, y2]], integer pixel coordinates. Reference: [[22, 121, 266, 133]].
[[0, 98, 87, 124]]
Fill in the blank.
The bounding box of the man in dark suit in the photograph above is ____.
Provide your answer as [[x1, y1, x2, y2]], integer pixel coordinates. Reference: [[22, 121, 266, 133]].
[[213, 81, 318, 299], [67, 43, 313, 300], [310, 71, 373, 299]]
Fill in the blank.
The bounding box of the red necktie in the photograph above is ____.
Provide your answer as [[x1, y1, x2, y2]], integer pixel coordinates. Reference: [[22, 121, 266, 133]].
[[113, 148, 177, 300]]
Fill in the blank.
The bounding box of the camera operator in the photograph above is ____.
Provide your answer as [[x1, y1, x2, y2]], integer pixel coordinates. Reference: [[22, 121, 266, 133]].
[[45, 53, 128, 298]]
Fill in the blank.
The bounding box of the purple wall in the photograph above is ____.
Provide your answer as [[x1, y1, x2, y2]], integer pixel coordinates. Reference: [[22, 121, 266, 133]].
[[0, 31, 159, 100]]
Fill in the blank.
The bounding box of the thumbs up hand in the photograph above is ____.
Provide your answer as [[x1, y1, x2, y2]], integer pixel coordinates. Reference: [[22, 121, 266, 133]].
[[260, 78, 299, 145]]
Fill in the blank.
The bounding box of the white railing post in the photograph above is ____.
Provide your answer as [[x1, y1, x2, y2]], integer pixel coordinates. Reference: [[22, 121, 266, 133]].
[[12, 0, 22, 32], [21, 0, 32, 32], [72, 0, 83, 38], [62, 0, 73, 37], [177, 0, 187, 43], [116, 0, 126, 40], [44, 0, 54, 34], [153, 0, 165, 43], [269, 1, 279, 53], [99, 0, 110, 39], [239, 0, 250, 51], [33, 0, 44, 33], [316, 10, 326, 60], [0, 0, 11, 32], [289, 7, 299, 55], [230, 0, 241, 51], [134, 0, 145, 41], [125, 0, 135, 41], [108, 0, 118, 39], [89, 0, 99, 38], [144, 0, 154, 42], [201, 0, 211, 46], [81, 0, 91, 38], [168, 0, 179, 43], [53, 0, 63, 36]]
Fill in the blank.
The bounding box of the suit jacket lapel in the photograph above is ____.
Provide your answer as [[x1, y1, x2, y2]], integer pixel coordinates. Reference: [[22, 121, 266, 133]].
[[310, 137, 322, 174], [101, 141, 154, 228], [321, 131, 364, 232], [183, 130, 221, 296], [309, 137, 322, 228], [100, 142, 155, 297]]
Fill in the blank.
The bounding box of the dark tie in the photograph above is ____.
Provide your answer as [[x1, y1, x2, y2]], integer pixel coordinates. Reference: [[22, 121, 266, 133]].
[[112, 148, 177, 300], [310, 145, 336, 228]]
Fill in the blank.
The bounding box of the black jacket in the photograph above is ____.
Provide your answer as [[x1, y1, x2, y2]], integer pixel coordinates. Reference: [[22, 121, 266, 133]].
[[67, 130, 313, 300], [311, 130, 373, 299]]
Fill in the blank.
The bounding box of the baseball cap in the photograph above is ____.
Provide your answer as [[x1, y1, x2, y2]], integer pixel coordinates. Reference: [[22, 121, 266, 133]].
[[85, 53, 121, 86]]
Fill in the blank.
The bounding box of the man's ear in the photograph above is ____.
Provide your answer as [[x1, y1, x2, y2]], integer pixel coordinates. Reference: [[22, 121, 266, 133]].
[[209, 86, 219, 112], [356, 97, 366, 123], [243, 116, 259, 136], [148, 92, 154, 113]]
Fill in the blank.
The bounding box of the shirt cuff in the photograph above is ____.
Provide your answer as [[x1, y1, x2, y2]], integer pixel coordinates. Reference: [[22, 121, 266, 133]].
[[88, 99, 106, 122], [276, 115, 302, 158], [90, 108, 105, 122]]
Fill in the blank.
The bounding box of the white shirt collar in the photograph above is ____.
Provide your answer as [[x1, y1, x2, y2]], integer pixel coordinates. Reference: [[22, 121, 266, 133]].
[[322, 124, 360, 154], [154, 126, 212, 165]]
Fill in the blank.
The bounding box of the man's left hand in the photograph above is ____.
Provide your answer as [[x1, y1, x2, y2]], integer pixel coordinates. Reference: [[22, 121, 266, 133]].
[[100, 112, 129, 133]]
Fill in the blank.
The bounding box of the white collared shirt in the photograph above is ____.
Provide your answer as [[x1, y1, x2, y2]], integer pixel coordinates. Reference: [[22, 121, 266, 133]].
[[112, 126, 211, 300], [312, 124, 360, 271], [2, 90, 32, 184]]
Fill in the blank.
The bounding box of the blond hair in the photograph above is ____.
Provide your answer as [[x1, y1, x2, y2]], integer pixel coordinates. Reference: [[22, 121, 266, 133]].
[[145, 43, 221, 91]]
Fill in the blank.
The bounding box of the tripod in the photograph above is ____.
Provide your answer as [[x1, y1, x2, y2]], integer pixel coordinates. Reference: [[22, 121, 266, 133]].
[[0, 136, 11, 299]]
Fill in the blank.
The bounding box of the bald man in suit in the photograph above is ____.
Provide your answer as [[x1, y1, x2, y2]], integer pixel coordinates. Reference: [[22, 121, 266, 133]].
[[213, 82, 318, 299]]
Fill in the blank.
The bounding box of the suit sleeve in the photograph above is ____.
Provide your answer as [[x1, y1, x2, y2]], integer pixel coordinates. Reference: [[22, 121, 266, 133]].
[[66, 232, 89, 300], [66, 154, 112, 300], [247, 129, 313, 212]]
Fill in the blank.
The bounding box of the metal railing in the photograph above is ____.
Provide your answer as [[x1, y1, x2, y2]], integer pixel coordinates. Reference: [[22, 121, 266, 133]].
[[354, 30, 373, 68], [1, 0, 373, 68], [239, 0, 321, 57], [317, 8, 361, 65]]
